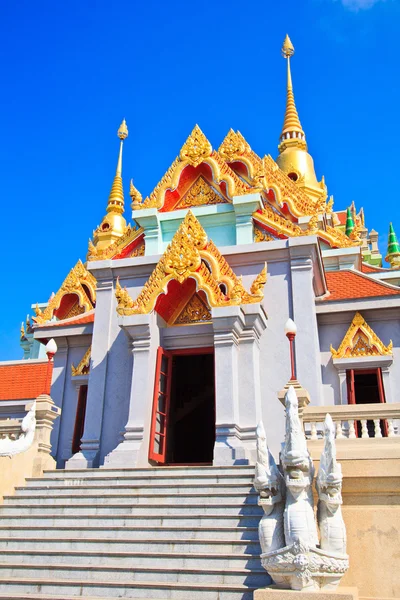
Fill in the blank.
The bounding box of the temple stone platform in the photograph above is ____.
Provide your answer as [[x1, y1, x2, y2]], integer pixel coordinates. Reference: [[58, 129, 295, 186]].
[[254, 586, 359, 600]]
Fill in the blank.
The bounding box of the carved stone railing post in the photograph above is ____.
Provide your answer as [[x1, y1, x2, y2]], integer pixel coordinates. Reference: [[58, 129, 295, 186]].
[[32, 394, 61, 476]]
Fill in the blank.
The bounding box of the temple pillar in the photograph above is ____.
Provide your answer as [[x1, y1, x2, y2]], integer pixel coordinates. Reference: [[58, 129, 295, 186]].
[[49, 338, 68, 462], [233, 193, 263, 245], [104, 313, 159, 468], [65, 270, 113, 469], [133, 208, 161, 255], [212, 305, 253, 465], [289, 240, 323, 405]]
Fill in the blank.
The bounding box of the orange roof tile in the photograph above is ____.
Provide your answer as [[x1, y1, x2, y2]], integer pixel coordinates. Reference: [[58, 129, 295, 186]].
[[0, 361, 53, 400], [324, 270, 400, 302], [37, 310, 95, 328], [361, 262, 388, 274]]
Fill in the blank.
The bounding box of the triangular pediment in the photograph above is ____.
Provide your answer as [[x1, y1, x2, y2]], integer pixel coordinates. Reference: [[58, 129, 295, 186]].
[[173, 291, 212, 326], [330, 312, 393, 359], [174, 176, 226, 210], [115, 211, 267, 316]]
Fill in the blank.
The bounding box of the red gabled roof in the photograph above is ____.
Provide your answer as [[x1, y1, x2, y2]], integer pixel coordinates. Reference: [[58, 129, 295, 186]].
[[0, 361, 52, 400], [37, 309, 95, 328], [324, 270, 400, 302]]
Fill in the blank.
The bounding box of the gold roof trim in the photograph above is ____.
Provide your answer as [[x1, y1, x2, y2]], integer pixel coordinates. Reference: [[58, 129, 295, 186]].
[[88, 225, 144, 261], [71, 346, 91, 377], [33, 260, 97, 325], [330, 312, 393, 359], [218, 130, 262, 179], [254, 206, 304, 238], [115, 211, 267, 316], [141, 127, 250, 211]]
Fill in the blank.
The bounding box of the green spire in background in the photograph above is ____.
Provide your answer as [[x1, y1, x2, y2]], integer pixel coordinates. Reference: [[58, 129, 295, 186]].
[[386, 223, 400, 268], [345, 207, 355, 237]]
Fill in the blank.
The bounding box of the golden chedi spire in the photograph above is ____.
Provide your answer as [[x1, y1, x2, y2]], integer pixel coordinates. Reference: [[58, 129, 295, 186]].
[[93, 119, 129, 251], [276, 36, 327, 205]]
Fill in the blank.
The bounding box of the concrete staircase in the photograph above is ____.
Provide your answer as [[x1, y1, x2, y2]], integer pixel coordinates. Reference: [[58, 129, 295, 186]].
[[0, 465, 270, 599]]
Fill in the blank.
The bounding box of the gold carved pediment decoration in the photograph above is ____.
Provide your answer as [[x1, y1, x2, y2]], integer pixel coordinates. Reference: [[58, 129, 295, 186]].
[[175, 177, 226, 210], [330, 312, 393, 359], [71, 346, 91, 376], [173, 292, 212, 326], [33, 260, 97, 325], [179, 125, 212, 167], [115, 211, 267, 316]]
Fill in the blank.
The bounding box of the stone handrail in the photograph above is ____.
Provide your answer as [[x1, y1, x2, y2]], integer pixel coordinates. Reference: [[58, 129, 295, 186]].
[[303, 402, 400, 440], [0, 420, 25, 440]]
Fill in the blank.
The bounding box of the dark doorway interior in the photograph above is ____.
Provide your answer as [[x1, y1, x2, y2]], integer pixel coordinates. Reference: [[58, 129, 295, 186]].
[[166, 353, 215, 464], [72, 385, 88, 454], [352, 371, 386, 437]]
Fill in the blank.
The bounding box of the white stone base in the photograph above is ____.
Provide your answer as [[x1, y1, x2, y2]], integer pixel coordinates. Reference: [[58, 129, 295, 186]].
[[213, 425, 257, 465], [254, 586, 359, 600]]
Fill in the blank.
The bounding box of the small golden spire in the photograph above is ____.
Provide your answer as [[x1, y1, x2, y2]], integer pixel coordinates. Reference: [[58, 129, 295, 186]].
[[94, 120, 129, 250], [130, 178, 143, 210], [106, 119, 128, 213], [278, 35, 306, 152]]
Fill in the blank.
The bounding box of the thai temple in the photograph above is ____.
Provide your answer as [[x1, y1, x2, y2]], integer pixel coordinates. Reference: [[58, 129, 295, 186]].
[[0, 35, 398, 600]]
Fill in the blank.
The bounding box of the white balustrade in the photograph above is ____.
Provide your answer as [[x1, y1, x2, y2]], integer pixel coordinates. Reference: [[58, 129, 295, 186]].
[[303, 402, 400, 441]]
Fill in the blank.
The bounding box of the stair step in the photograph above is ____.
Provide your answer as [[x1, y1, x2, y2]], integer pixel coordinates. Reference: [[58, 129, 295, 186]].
[[0, 536, 261, 555], [0, 549, 262, 569], [0, 576, 259, 599], [0, 503, 263, 516], [18, 483, 255, 494], [4, 492, 258, 506], [44, 466, 255, 479], [25, 475, 254, 486], [0, 513, 261, 527], [0, 525, 259, 540], [0, 563, 268, 586]]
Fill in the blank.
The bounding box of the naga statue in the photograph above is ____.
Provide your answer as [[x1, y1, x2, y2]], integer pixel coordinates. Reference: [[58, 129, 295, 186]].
[[317, 413, 347, 555], [254, 421, 285, 554], [0, 402, 36, 457], [254, 387, 349, 591]]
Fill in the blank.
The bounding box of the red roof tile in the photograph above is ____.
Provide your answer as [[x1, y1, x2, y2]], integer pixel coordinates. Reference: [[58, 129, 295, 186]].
[[324, 270, 400, 302], [37, 310, 95, 328], [0, 361, 53, 400]]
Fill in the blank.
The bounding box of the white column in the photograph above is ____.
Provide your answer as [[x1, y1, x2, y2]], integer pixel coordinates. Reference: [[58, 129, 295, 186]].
[[232, 193, 263, 245], [212, 306, 246, 465], [48, 338, 68, 463], [337, 368, 348, 405], [289, 242, 323, 405], [66, 272, 113, 469], [104, 313, 159, 468], [237, 304, 268, 460]]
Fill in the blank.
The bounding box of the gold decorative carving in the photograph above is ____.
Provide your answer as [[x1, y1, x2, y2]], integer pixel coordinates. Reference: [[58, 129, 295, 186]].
[[173, 293, 211, 325], [179, 125, 212, 167], [71, 346, 91, 376], [63, 303, 85, 320], [254, 227, 274, 243], [87, 226, 144, 261], [218, 129, 247, 162], [33, 261, 97, 325], [130, 179, 142, 209], [255, 205, 304, 237], [115, 211, 267, 316], [250, 264, 267, 297], [175, 177, 225, 209], [128, 241, 145, 258], [330, 312, 393, 359]]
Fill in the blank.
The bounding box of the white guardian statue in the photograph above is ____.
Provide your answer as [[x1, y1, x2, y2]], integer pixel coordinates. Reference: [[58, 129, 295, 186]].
[[254, 387, 349, 591], [0, 402, 36, 458]]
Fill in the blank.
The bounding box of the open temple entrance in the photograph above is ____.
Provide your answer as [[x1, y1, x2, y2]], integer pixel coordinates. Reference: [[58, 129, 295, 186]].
[[346, 368, 388, 437], [149, 348, 215, 465]]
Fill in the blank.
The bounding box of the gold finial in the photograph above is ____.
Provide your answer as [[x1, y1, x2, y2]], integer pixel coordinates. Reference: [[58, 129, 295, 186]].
[[278, 35, 306, 152], [118, 119, 128, 140], [282, 34, 295, 58], [180, 125, 212, 167], [130, 179, 143, 210]]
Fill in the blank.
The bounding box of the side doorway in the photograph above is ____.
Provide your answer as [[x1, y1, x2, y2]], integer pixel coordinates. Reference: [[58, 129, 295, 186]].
[[346, 368, 388, 437], [149, 347, 215, 465]]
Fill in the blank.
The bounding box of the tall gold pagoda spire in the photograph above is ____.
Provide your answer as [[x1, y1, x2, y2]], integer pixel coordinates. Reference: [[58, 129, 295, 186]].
[[276, 36, 327, 204], [279, 34, 307, 151], [93, 120, 129, 251]]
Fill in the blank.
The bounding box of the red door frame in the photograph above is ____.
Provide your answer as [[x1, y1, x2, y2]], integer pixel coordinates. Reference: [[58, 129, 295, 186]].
[[148, 346, 214, 464], [72, 385, 88, 454]]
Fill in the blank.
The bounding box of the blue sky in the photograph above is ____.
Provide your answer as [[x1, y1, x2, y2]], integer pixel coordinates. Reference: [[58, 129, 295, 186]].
[[0, 0, 399, 361]]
